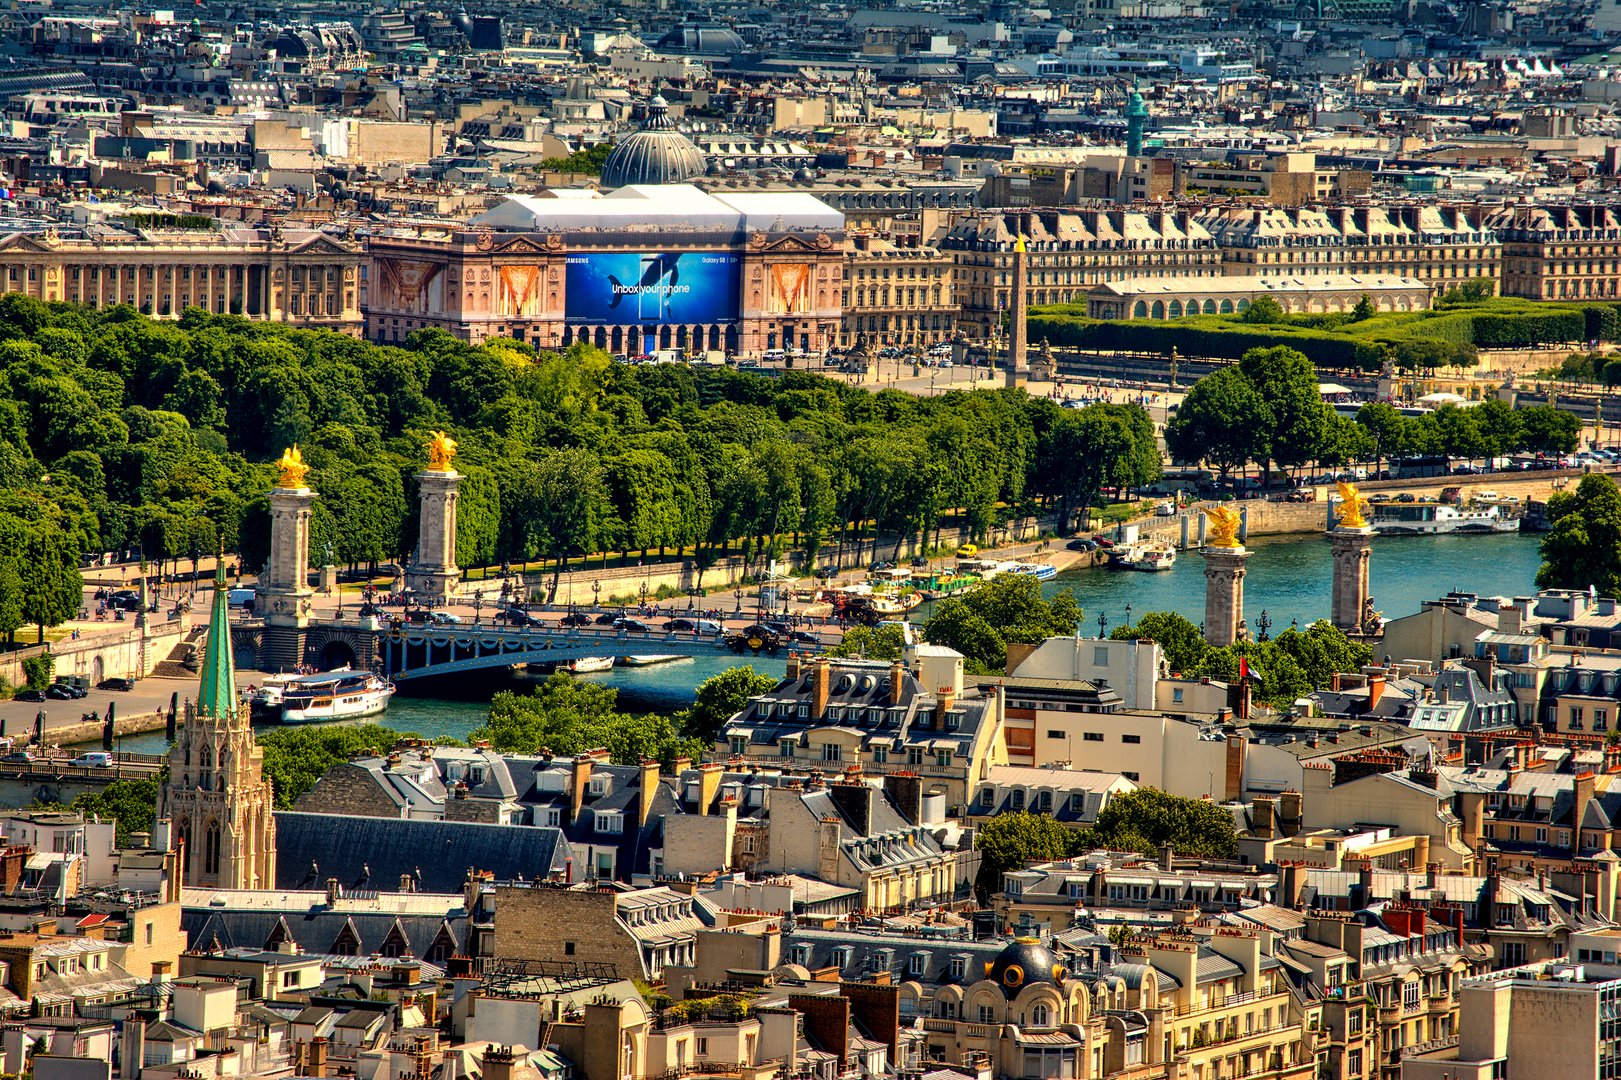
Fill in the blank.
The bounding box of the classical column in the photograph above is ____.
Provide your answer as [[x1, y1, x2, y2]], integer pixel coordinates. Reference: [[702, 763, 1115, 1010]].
[[1202, 545, 1250, 649], [1330, 526, 1375, 634], [259, 448, 316, 671], [405, 433, 462, 599]]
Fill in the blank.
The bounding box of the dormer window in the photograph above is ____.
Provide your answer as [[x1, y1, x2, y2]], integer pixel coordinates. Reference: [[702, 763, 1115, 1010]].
[[595, 811, 624, 835]]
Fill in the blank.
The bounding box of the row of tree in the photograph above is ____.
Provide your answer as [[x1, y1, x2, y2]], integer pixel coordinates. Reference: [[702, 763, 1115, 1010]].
[[1166, 345, 1580, 480], [0, 300, 1162, 636]]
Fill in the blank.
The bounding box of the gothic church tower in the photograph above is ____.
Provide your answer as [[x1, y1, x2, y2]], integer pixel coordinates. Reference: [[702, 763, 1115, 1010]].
[[159, 561, 278, 889]]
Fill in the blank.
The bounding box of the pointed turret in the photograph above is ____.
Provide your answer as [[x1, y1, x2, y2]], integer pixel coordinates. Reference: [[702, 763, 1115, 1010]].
[[196, 556, 237, 722]]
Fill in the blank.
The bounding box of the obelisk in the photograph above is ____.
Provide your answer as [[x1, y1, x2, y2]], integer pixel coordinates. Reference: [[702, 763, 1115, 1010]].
[[260, 446, 316, 671], [1006, 220, 1029, 389], [406, 431, 462, 600]]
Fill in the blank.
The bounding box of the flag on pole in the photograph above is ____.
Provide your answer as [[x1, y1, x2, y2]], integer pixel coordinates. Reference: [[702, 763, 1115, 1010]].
[[1238, 655, 1250, 682]]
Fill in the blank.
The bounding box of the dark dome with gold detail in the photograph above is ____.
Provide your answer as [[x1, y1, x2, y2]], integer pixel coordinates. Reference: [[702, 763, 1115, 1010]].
[[984, 936, 1065, 997]]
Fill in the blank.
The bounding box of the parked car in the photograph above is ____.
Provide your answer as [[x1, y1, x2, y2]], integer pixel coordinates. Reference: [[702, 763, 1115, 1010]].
[[98, 677, 136, 691], [955, 544, 979, 559], [0, 752, 33, 764], [1091, 535, 1116, 549], [1066, 538, 1097, 551], [51, 681, 87, 699], [788, 630, 820, 645], [70, 753, 112, 768], [666, 618, 722, 634], [45, 684, 75, 700], [108, 589, 142, 611], [13, 689, 44, 702]]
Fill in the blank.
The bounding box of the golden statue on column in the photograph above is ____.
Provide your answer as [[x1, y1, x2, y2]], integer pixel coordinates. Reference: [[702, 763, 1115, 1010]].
[[1203, 505, 1242, 548], [426, 431, 458, 471], [275, 445, 309, 489], [1335, 481, 1370, 529]]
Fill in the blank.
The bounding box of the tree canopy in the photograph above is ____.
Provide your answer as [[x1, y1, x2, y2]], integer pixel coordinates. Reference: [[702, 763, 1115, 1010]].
[[1538, 473, 1621, 598], [0, 302, 1163, 617], [921, 573, 1082, 674]]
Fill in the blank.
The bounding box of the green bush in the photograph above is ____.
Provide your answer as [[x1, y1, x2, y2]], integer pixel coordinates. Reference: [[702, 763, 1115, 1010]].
[[21, 655, 53, 690]]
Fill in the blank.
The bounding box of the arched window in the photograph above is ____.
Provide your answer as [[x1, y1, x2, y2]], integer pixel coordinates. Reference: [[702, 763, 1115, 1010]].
[[1150, 301, 1165, 319], [1203, 299, 1218, 315], [1168, 300, 1183, 318], [1132, 301, 1147, 318], [1031, 1003, 1051, 1028], [1219, 299, 1235, 314], [203, 819, 222, 878]]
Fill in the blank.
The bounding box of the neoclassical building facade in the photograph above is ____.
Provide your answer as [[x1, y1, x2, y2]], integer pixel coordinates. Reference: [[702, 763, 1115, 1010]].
[[1085, 274, 1432, 320], [365, 185, 846, 358], [0, 226, 363, 333]]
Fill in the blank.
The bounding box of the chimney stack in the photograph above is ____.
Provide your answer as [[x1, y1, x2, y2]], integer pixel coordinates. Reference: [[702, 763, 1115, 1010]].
[[811, 657, 832, 719], [309, 1038, 329, 1079], [889, 659, 905, 707], [638, 757, 660, 829], [570, 755, 594, 822]]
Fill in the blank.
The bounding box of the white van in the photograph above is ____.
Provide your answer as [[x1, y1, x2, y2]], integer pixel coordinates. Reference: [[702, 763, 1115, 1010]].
[[762, 349, 787, 362], [226, 588, 256, 608], [70, 753, 112, 768]]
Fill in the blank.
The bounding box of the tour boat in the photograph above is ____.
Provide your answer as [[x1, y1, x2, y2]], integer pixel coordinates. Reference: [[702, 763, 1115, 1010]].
[[277, 669, 396, 724], [1111, 542, 1177, 572], [619, 655, 689, 667], [1371, 502, 1519, 536], [567, 656, 615, 673], [1000, 561, 1060, 581]]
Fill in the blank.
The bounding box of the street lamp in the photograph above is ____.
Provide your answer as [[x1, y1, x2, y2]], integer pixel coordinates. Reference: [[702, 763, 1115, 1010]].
[[1124, 602, 1132, 632], [473, 590, 483, 625], [734, 585, 744, 614], [1256, 609, 1272, 643], [1097, 611, 1108, 639], [639, 581, 649, 609], [592, 579, 601, 609]]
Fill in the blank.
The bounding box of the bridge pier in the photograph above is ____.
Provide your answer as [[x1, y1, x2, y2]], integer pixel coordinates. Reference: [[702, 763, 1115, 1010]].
[[260, 482, 316, 672]]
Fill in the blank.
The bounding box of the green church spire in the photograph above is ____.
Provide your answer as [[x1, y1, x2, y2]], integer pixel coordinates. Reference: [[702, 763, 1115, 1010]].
[[197, 553, 237, 721]]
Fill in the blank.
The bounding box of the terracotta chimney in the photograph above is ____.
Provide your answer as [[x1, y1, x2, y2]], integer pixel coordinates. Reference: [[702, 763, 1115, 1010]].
[[811, 657, 831, 718], [638, 757, 660, 829], [570, 755, 594, 822], [1574, 770, 1596, 856], [481, 1046, 515, 1080], [889, 659, 905, 706], [308, 1038, 329, 1079], [1367, 674, 1385, 712]]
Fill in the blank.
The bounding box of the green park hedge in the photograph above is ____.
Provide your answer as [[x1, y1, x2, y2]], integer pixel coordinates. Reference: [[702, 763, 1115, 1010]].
[[1030, 300, 1621, 369]]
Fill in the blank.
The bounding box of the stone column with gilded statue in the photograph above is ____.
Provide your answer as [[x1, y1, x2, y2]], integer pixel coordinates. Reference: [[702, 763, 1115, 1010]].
[[406, 432, 462, 600], [260, 446, 317, 671], [1201, 505, 1249, 649], [1330, 481, 1377, 635]]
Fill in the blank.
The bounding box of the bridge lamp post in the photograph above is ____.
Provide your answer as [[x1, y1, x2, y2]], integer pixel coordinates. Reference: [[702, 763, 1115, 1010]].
[[1256, 609, 1272, 643], [473, 591, 483, 625], [639, 582, 649, 609], [592, 579, 601, 610], [734, 585, 743, 614]]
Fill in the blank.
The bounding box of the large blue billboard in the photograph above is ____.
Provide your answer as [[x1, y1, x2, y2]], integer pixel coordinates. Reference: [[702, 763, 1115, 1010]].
[[564, 251, 741, 325]]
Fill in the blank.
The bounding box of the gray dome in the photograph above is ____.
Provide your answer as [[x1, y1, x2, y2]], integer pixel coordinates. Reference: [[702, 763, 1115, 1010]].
[[601, 97, 708, 188], [986, 936, 1065, 998], [655, 24, 746, 55]]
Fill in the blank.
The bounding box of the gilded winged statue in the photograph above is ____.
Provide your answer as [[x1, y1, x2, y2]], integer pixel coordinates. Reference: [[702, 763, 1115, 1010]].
[[1203, 504, 1242, 548], [276, 445, 309, 488], [1335, 480, 1370, 529], [426, 431, 458, 471]]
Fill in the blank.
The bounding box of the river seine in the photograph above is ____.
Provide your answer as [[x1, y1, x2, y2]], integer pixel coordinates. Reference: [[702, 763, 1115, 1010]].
[[113, 530, 1547, 751]]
